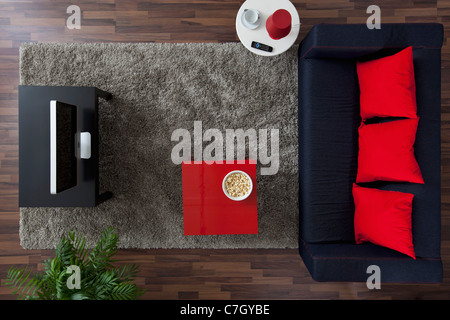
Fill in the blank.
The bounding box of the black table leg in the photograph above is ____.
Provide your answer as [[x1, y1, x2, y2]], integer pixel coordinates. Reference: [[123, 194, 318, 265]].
[[96, 191, 113, 205], [96, 88, 113, 101]]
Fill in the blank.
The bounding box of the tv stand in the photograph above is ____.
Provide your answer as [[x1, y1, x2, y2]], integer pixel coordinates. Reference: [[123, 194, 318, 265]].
[[19, 85, 113, 207]]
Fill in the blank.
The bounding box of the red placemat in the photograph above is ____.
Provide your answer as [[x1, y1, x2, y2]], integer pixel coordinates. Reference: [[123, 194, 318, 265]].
[[182, 160, 258, 235]]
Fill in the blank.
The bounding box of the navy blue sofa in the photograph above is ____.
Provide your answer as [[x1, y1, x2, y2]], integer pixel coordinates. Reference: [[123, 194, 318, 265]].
[[298, 23, 443, 283]]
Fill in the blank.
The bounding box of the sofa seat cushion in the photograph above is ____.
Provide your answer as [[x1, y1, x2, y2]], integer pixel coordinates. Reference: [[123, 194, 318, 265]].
[[298, 57, 360, 243]]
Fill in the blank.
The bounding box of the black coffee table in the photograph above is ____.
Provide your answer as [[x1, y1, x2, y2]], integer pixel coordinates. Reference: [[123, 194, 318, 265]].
[[19, 85, 112, 207]]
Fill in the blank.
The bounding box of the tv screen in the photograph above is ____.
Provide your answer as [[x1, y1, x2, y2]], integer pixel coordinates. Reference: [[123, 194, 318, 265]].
[[50, 100, 77, 194]]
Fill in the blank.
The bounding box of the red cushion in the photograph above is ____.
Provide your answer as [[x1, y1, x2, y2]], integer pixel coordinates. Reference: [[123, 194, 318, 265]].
[[357, 46, 417, 120], [352, 184, 416, 259], [356, 118, 424, 184]]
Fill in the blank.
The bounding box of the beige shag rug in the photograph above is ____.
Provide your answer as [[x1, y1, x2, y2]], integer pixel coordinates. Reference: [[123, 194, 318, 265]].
[[19, 42, 299, 249]]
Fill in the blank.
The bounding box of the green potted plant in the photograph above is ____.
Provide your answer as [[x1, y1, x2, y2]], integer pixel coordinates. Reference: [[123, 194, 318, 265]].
[[4, 227, 145, 300]]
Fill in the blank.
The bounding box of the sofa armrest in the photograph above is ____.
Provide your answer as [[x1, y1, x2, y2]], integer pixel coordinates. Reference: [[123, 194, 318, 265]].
[[299, 239, 443, 283], [299, 23, 444, 60]]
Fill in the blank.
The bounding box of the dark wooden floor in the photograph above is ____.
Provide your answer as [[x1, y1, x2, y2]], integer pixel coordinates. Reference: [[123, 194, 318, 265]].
[[0, 0, 449, 300]]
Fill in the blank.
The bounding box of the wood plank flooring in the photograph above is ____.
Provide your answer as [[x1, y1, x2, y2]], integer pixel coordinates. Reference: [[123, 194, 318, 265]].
[[1, 0, 450, 301]]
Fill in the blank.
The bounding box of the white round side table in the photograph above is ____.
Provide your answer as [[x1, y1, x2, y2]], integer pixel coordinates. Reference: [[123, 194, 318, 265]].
[[236, 0, 300, 57]]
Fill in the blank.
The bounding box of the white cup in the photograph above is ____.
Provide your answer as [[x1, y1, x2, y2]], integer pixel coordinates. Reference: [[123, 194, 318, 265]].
[[243, 9, 260, 26]]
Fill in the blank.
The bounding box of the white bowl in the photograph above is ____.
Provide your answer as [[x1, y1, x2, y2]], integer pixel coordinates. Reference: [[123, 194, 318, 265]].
[[222, 170, 253, 201]]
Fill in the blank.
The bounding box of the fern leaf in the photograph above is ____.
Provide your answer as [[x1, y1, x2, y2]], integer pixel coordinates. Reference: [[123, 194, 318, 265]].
[[115, 264, 140, 283], [68, 230, 89, 266], [56, 236, 76, 266], [70, 292, 90, 300], [5, 266, 41, 300], [88, 227, 118, 270], [110, 283, 145, 300]]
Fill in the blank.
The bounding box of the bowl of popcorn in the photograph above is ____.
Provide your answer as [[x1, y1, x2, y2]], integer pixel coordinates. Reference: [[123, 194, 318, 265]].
[[222, 170, 253, 201]]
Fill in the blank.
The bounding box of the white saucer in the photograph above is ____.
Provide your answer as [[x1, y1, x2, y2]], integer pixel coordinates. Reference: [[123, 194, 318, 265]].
[[241, 9, 261, 30]]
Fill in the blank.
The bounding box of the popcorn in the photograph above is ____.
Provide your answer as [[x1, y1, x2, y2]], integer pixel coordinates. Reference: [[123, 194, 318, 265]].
[[225, 172, 251, 198]]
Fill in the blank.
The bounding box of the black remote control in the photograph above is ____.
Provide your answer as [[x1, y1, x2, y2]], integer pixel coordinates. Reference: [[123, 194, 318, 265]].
[[251, 41, 273, 53]]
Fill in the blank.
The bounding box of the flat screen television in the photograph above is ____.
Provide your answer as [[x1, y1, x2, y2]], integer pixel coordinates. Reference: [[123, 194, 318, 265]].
[[50, 100, 78, 194], [50, 100, 92, 194]]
